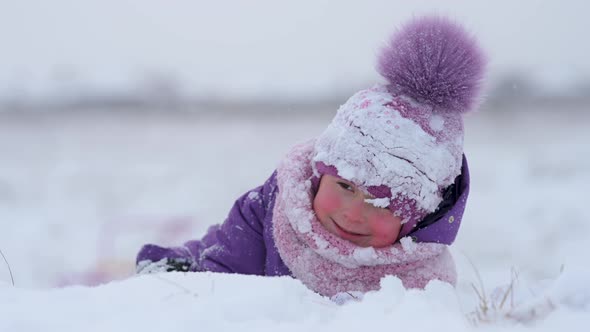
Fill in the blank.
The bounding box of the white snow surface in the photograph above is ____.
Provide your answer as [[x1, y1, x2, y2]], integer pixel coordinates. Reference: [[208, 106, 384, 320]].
[[1, 269, 589, 331], [365, 197, 390, 208], [1, 109, 590, 330]]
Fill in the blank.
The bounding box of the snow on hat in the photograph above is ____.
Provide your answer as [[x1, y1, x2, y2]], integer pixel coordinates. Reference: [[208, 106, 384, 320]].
[[312, 16, 486, 240]]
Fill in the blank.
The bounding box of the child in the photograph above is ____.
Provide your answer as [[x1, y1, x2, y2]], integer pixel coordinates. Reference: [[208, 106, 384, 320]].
[[136, 15, 486, 298]]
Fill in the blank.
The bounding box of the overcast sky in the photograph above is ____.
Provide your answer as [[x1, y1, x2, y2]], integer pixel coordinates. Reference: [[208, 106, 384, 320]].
[[1, 0, 588, 100]]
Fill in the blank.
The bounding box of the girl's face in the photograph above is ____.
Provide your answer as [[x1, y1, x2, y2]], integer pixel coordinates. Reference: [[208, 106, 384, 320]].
[[312, 175, 402, 248]]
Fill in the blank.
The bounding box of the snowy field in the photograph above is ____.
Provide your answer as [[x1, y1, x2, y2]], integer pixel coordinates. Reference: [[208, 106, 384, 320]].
[[1, 107, 589, 329]]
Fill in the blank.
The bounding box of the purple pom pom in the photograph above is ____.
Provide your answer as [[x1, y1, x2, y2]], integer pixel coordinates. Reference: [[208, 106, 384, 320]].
[[377, 16, 486, 113]]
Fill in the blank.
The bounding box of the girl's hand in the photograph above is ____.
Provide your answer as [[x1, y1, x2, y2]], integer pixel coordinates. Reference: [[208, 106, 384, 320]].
[[136, 257, 192, 274]]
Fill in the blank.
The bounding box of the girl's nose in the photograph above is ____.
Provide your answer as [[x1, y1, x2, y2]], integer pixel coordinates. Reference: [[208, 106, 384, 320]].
[[344, 197, 366, 223]]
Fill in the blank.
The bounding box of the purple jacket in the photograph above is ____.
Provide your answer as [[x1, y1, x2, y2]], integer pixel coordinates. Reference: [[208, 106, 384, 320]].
[[136, 157, 470, 277]]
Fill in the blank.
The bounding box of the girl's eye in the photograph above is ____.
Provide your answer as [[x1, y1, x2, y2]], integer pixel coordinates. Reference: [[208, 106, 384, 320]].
[[337, 182, 354, 192]]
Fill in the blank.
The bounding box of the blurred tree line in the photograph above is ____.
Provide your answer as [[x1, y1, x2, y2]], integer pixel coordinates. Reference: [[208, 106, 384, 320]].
[[1, 71, 589, 113]]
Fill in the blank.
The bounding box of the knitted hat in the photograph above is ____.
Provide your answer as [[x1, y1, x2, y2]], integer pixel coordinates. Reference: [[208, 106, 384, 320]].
[[312, 16, 486, 240]]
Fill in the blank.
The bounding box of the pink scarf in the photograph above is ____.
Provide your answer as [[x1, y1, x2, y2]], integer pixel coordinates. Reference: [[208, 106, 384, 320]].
[[272, 140, 457, 297]]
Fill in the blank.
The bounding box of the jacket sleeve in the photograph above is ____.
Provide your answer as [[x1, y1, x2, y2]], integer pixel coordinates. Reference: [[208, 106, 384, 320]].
[[136, 172, 277, 275]]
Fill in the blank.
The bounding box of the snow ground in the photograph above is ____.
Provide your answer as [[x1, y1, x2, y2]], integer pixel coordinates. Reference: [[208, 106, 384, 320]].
[[1, 267, 589, 331], [0, 107, 589, 329]]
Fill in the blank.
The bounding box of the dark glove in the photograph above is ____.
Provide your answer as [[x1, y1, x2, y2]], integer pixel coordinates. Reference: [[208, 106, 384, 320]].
[[136, 244, 195, 274], [136, 257, 193, 274]]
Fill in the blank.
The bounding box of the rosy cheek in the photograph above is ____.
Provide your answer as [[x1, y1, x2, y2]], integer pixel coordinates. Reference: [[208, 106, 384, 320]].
[[317, 193, 341, 213], [370, 216, 401, 245], [314, 187, 344, 216]]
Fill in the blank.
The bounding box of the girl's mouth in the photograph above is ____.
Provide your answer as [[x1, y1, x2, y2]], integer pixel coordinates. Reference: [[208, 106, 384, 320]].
[[330, 218, 366, 237]]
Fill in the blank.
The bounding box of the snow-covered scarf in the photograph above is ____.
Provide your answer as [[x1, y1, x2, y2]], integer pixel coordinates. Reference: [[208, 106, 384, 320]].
[[272, 140, 457, 297]]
